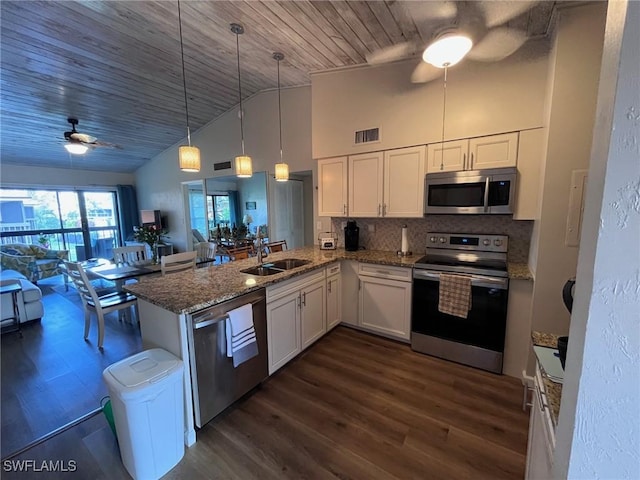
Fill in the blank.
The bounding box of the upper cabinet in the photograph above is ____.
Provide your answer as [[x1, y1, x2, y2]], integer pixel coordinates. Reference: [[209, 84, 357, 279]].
[[348, 146, 426, 218], [317, 157, 348, 217], [514, 128, 545, 220], [427, 133, 519, 173]]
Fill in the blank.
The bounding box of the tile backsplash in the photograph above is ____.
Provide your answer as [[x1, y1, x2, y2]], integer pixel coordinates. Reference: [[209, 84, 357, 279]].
[[331, 216, 533, 263]]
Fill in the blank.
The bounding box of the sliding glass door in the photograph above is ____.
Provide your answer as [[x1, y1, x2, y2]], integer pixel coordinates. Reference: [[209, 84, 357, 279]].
[[0, 188, 120, 261]]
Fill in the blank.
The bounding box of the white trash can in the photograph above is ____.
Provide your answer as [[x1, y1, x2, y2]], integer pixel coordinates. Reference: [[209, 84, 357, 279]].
[[103, 348, 184, 480]]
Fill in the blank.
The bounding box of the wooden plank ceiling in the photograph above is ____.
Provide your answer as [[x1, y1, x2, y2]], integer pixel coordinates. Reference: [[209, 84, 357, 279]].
[[0, 1, 556, 174]]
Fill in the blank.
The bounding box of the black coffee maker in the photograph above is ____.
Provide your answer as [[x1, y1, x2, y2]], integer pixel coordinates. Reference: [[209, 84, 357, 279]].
[[344, 221, 359, 251]]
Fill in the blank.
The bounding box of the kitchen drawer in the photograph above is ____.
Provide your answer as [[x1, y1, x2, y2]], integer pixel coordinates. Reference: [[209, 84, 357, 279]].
[[358, 263, 412, 282], [267, 268, 326, 303], [326, 262, 341, 277]]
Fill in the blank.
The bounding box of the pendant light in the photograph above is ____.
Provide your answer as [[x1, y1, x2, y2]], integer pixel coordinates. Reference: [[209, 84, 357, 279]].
[[231, 23, 252, 178], [273, 52, 289, 182], [177, 0, 200, 172]]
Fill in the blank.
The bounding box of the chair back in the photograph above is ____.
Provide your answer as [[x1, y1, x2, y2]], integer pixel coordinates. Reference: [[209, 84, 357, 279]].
[[225, 245, 253, 261], [161, 251, 197, 275], [113, 245, 147, 264], [195, 242, 217, 264], [64, 261, 101, 308], [266, 240, 287, 253]]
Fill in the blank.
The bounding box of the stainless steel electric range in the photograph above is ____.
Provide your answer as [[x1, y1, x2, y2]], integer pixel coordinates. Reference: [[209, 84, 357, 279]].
[[411, 232, 510, 374]]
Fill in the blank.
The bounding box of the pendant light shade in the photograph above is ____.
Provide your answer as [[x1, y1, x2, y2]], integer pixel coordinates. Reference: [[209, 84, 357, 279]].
[[273, 52, 289, 182], [65, 142, 88, 155], [232, 23, 252, 178], [177, 0, 200, 172], [423, 32, 473, 68]]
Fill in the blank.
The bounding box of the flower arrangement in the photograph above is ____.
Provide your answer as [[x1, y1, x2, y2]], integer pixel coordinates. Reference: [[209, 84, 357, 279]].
[[37, 233, 50, 248], [133, 225, 167, 263]]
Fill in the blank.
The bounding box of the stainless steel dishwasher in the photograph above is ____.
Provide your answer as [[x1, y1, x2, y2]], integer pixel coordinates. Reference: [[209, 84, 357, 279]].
[[186, 288, 268, 428]]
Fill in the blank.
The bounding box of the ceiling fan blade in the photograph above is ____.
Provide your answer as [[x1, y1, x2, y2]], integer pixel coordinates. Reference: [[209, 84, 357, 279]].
[[411, 61, 444, 84], [405, 1, 457, 24], [480, 1, 538, 28], [467, 27, 527, 62], [92, 141, 122, 149], [366, 42, 416, 65], [70, 132, 97, 144]]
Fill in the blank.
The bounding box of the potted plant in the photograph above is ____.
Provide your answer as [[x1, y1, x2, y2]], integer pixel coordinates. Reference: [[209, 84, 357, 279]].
[[37, 233, 50, 249], [133, 225, 167, 264]]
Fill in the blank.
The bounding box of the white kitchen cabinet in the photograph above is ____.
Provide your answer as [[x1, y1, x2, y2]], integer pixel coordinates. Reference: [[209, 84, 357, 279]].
[[383, 146, 426, 217], [514, 128, 545, 220], [348, 151, 384, 217], [326, 263, 342, 331], [340, 260, 360, 327], [426, 133, 519, 173], [300, 279, 326, 349], [266, 290, 301, 375], [525, 364, 556, 479], [266, 269, 326, 374], [358, 263, 412, 341], [318, 156, 348, 217], [348, 146, 426, 218]]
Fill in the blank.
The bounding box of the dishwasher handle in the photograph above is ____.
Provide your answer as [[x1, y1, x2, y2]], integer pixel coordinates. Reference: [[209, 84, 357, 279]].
[[193, 313, 229, 330]]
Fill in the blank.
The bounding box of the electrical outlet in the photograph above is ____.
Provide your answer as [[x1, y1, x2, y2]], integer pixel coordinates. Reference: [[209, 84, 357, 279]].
[[368, 224, 375, 233]]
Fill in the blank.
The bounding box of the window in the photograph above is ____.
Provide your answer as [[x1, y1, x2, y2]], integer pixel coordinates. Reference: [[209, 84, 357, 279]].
[[207, 194, 231, 227]]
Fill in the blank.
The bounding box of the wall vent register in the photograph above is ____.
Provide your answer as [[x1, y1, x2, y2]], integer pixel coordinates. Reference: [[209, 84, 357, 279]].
[[354, 127, 380, 144]]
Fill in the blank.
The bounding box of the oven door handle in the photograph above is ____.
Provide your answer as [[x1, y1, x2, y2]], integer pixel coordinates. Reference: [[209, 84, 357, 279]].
[[413, 270, 509, 290]]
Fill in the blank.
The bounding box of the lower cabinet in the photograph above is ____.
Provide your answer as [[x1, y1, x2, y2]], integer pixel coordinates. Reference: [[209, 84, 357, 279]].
[[526, 364, 556, 479], [326, 263, 342, 331], [358, 263, 412, 341], [266, 268, 326, 375]]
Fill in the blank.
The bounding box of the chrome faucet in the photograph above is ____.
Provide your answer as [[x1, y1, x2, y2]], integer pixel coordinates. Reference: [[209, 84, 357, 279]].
[[256, 235, 267, 265]]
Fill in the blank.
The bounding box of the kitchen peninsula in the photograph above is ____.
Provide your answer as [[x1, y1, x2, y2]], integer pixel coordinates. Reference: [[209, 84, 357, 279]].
[[124, 246, 532, 446]]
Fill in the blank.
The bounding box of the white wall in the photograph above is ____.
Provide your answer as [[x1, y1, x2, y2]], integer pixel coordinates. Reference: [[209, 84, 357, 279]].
[[528, 3, 607, 338], [311, 39, 550, 159], [1, 164, 135, 187], [135, 86, 312, 252], [555, 1, 639, 477]]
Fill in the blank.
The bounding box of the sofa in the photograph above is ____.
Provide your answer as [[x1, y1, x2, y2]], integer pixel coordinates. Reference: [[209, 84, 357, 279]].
[[0, 243, 69, 283], [1, 269, 44, 323]]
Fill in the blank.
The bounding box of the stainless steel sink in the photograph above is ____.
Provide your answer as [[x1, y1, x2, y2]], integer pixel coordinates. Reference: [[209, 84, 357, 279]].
[[267, 258, 311, 270], [240, 266, 284, 276]]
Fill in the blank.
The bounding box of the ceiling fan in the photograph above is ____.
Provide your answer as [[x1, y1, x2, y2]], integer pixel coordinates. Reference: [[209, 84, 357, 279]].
[[366, 1, 538, 83], [63, 118, 119, 154]]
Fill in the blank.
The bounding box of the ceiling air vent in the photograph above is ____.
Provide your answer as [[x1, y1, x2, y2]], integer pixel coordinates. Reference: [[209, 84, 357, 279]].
[[213, 160, 232, 171], [355, 127, 380, 144]]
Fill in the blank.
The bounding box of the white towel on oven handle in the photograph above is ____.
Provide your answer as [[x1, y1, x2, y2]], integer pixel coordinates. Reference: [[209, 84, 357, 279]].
[[225, 303, 259, 367]]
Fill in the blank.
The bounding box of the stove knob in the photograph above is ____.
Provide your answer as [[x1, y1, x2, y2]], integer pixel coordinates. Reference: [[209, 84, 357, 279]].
[[439, 237, 446, 244], [429, 236, 437, 243], [483, 239, 491, 246], [494, 239, 503, 247]]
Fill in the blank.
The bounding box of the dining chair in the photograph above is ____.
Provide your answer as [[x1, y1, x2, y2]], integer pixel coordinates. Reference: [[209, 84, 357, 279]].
[[265, 240, 287, 254], [225, 245, 254, 261], [160, 251, 197, 275], [113, 245, 147, 264], [195, 242, 217, 267], [64, 261, 138, 350]]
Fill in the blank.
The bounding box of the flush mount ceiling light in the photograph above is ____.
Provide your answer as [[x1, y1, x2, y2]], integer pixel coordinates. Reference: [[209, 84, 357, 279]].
[[232, 23, 252, 178], [177, 0, 200, 173], [273, 52, 289, 182], [423, 32, 473, 68], [64, 141, 88, 155]]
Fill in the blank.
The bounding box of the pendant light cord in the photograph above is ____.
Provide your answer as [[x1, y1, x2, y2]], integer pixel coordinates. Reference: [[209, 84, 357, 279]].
[[439, 65, 448, 170], [177, 0, 192, 146], [235, 30, 245, 155], [277, 56, 283, 162]]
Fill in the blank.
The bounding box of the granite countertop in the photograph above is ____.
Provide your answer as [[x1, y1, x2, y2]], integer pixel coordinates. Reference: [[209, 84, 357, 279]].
[[532, 331, 563, 427], [508, 262, 534, 281], [124, 247, 421, 315]]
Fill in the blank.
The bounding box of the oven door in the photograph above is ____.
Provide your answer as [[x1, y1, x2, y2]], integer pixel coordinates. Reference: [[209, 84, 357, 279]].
[[411, 269, 509, 373]]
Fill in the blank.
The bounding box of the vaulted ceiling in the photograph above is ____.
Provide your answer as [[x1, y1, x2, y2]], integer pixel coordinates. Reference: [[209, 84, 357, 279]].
[[0, 1, 556, 174]]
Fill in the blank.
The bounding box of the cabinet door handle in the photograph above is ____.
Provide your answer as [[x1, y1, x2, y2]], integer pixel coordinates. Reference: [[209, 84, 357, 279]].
[[470, 153, 474, 169], [343, 204, 347, 215], [463, 153, 466, 170], [328, 281, 332, 293], [378, 204, 381, 216], [302, 292, 306, 307], [297, 295, 301, 309], [382, 204, 387, 216]]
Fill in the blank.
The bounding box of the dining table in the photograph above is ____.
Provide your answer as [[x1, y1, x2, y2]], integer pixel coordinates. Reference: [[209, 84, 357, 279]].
[[84, 258, 162, 291]]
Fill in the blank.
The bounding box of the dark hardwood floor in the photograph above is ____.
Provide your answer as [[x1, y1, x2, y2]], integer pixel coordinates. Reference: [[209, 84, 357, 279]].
[[2, 326, 530, 479], [1, 277, 142, 458]]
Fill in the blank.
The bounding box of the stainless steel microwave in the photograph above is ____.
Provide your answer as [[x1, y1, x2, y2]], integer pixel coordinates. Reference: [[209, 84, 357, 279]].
[[424, 167, 517, 214]]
